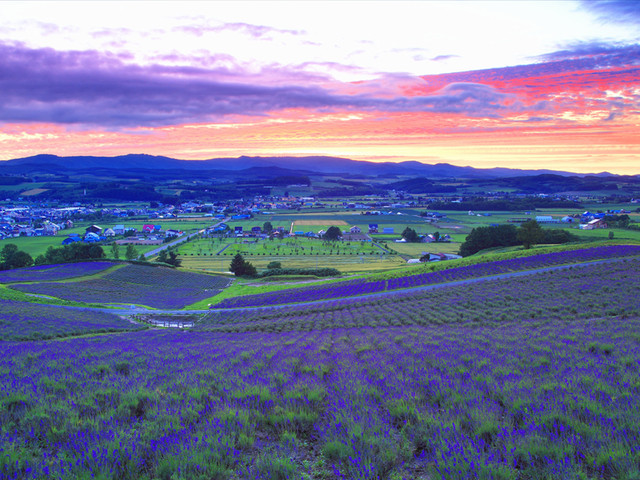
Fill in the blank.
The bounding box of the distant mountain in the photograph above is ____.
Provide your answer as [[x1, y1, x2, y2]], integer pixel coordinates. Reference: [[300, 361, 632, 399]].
[[2, 153, 613, 178]]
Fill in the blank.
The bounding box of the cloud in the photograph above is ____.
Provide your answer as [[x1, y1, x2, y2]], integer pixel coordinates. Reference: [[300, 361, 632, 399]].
[[538, 41, 640, 66], [431, 55, 460, 62], [0, 43, 526, 129], [174, 22, 304, 38], [580, 0, 640, 24]]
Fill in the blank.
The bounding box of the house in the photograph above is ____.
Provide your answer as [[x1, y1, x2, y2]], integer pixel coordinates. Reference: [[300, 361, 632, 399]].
[[103, 228, 116, 237], [85, 225, 102, 234], [165, 229, 183, 237], [368, 224, 378, 233], [561, 216, 574, 223], [349, 226, 362, 234], [580, 218, 608, 230], [113, 224, 125, 235], [142, 224, 155, 233]]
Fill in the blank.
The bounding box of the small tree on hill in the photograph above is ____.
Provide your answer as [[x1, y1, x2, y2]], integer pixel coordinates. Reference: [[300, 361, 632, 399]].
[[230, 253, 256, 277], [263, 221, 273, 234], [167, 251, 182, 267], [517, 220, 544, 249]]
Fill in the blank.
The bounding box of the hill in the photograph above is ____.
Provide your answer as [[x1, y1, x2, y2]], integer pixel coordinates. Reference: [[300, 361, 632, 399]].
[[3, 153, 611, 178]]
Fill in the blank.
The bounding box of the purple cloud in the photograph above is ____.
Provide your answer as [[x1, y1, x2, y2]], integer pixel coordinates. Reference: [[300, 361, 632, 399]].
[[0, 42, 531, 129], [431, 55, 460, 62]]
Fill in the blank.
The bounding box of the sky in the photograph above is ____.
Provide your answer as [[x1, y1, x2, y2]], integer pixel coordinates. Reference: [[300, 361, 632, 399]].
[[0, 0, 639, 174]]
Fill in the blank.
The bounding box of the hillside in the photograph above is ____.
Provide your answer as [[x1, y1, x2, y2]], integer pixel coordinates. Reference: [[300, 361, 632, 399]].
[[1, 246, 639, 480]]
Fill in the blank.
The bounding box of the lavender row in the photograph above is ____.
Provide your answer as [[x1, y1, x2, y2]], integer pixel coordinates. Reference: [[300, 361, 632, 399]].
[[214, 244, 640, 309], [200, 257, 640, 332], [387, 243, 640, 290], [0, 261, 117, 284], [10, 264, 231, 309], [0, 299, 140, 341], [215, 277, 382, 309], [1, 316, 638, 479]]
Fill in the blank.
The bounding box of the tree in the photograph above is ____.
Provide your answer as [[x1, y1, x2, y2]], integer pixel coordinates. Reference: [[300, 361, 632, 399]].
[[324, 226, 342, 241], [0, 244, 18, 265], [433, 231, 441, 242], [0, 244, 33, 270], [517, 220, 544, 249], [402, 227, 420, 243], [459, 224, 519, 257], [157, 250, 168, 263], [263, 221, 273, 234], [609, 231, 615, 240], [125, 244, 139, 260], [111, 243, 120, 259], [167, 251, 182, 267], [267, 261, 282, 269], [229, 253, 256, 277]]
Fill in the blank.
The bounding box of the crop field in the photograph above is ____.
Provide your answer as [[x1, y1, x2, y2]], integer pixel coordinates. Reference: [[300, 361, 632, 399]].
[[389, 242, 460, 256], [181, 253, 408, 275], [9, 264, 231, 309], [0, 261, 118, 284], [175, 236, 405, 274], [211, 245, 640, 308], [0, 300, 140, 341]]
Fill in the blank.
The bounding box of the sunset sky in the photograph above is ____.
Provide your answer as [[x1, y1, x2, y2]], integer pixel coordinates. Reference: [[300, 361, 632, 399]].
[[0, 0, 639, 174]]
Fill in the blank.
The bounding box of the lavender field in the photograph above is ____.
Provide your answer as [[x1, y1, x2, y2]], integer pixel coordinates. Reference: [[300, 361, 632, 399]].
[[0, 261, 117, 284], [0, 299, 141, 341], [1, 318, 639, 480], [9, 264, 231, 309], [201, 258, 640, 332], [1, 248, 639, 479], [214, 244, 640, 308]]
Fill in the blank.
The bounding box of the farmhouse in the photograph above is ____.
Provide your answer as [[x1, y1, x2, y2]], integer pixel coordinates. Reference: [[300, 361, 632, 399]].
[[580, 218, 608, 230]]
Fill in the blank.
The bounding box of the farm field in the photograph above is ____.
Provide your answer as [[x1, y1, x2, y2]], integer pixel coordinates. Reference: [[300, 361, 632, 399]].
[[10, 264, 231, 309], [174, 236, 406, 274], [181, 253, 408, 275], [1, 245, 639, 479], [178, 236, 383, 256]]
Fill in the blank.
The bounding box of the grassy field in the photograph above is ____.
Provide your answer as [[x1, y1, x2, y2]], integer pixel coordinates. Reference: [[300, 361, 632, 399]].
[[181, 253, 407, 275]]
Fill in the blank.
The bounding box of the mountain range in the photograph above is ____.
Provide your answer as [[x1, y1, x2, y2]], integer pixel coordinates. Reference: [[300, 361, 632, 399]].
[[1, 154, 614, 179]]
